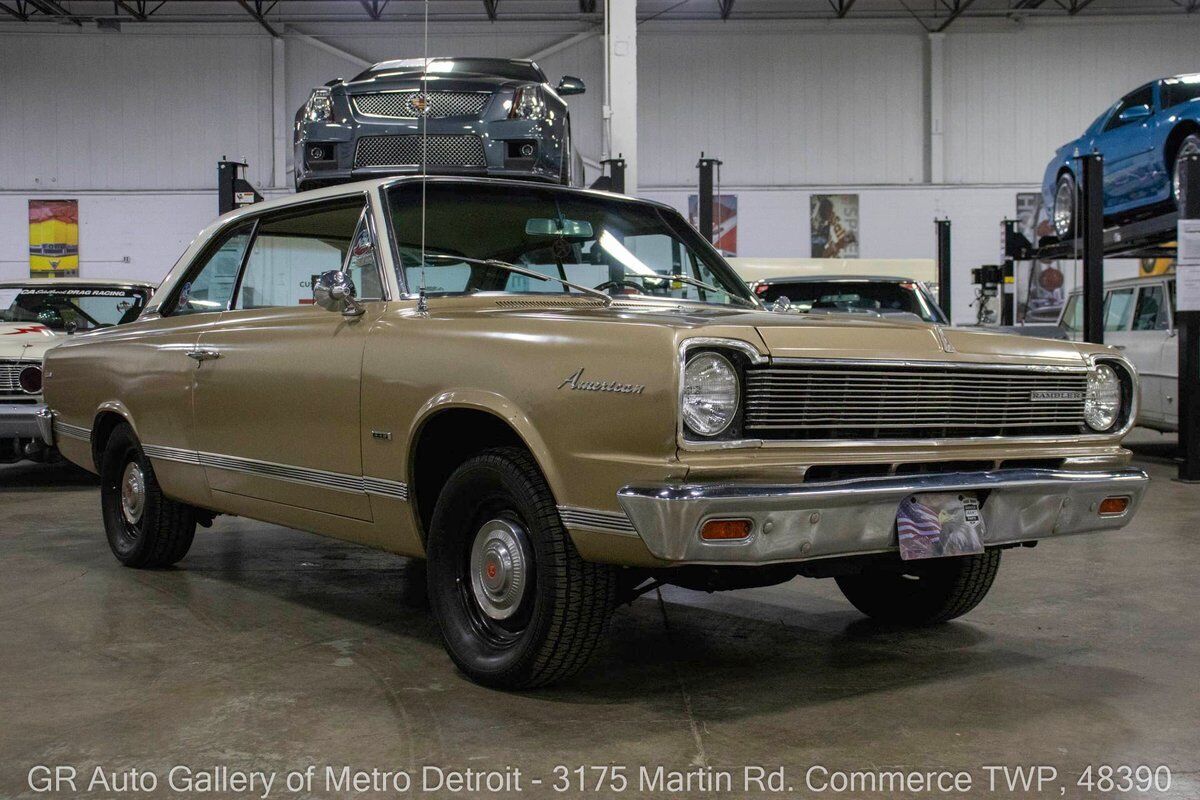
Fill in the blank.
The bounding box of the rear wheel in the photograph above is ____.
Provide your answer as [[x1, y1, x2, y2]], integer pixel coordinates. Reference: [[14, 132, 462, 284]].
[[425, 447, 617, 689], [100, 424, 196, 568], [1173, 133, 1200, 212], [835, 550, 1001, 625], [1052, 171, 1077, 239]]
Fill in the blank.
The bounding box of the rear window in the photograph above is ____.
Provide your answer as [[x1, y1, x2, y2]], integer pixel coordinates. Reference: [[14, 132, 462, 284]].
[[354, 58, 544, 84], [753, 280, 944, 323], [1163, 76, 1200, 110]]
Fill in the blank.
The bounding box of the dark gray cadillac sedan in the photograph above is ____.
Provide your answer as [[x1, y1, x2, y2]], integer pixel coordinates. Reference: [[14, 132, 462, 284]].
[[293, 57, 585, 192]]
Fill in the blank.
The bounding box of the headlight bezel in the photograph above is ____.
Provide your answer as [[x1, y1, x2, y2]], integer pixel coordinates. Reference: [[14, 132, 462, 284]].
[[678, 339, 763, 445], [1084, 355, 1136, 435]]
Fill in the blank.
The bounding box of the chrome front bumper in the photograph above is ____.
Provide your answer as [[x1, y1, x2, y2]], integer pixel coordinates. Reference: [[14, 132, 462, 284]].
[[615, 468, 1149, 564], [0, 402, 46, 440]]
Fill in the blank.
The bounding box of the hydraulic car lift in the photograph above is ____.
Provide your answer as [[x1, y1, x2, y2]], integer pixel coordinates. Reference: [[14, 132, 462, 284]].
[[1000, 152, 1200, 482], [217, 159, 263, 215]]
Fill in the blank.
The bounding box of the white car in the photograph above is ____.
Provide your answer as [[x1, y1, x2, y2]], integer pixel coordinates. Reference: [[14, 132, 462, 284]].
[[1058, 274, 1177, 432], [0, 278, 155, 463]]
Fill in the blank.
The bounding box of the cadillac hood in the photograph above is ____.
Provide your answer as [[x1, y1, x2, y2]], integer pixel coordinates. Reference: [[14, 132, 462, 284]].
[[0, 323, 61, 361]]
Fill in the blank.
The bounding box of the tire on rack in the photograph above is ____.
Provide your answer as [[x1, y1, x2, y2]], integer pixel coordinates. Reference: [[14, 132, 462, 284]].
[[1052, 171, 1078, 240], [1172, 132, 1200, 213], [835, 549, 1001, 626], [100, 423, 197, 568], [425, 446, 617, 689]]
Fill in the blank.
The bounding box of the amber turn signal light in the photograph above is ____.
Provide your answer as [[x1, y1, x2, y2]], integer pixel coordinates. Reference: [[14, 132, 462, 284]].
[[700, 519, 753, 541], [1098, 496, 1130, 516]]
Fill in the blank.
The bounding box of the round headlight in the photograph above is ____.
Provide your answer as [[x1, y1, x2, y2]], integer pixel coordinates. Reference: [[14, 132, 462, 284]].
[[683, 352, 739, 436], [19, 365, 43, 395], [1084, 363, 1122, 431]]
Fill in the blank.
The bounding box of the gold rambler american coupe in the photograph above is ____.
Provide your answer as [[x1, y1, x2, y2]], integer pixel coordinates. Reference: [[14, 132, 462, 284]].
[[40, 177, 1148, 688]]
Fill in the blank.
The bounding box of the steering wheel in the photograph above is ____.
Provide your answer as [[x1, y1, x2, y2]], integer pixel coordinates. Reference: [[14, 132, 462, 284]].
[[595, 280, 647, 296]]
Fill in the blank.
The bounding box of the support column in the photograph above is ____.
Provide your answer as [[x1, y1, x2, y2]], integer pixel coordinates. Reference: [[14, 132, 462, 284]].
[[605, 0, 637, 193], [272, 36, 288, 190], [927, 32, 945, 184], [1176, 153, 1200, 482], [935, 218, 951, 319], [1080, 153, 1104, 345]]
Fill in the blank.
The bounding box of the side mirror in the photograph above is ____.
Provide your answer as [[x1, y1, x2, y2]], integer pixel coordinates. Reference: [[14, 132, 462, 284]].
[[1118, 104, 1152, 123], [313, 270, 364, 317], [556, 76, 586, 96], [772, 296, 792, 313]]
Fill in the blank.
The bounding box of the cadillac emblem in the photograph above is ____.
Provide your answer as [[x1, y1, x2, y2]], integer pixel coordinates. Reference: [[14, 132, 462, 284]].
[[409, 93, 429, 115]]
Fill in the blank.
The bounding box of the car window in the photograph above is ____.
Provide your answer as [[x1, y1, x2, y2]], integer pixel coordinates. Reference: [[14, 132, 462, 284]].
[[1162, 76, 1200, 110], [172, 223, 254, 316], [1102, 85, 1153, 132], [1133, 284, 1169, 331], [235, 201, 365, 310], [345, 212, 384, 302], [1061, 293, 1082, 333], [0, 286, 147, 330], [1103, 288, 1136, 331]]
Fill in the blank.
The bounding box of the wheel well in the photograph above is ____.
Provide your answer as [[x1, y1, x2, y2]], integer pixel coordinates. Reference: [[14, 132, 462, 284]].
[[1165, 121, 1200, 172], [410, 409, 530, 541], [1056, 165, 1075, 185], [90, 411, 128, 471]]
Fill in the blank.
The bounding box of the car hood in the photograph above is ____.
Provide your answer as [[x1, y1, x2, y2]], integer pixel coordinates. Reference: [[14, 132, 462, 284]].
[[0, 323, 61, 360], [343, 74, 522, 94]]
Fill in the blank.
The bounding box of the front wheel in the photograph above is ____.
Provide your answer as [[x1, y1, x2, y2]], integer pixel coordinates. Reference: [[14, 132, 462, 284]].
[[100, 424, 197, 568], [425, 447, 617, 689], [835, 550, 1001, 626], [1173, 133, 1200, 213]]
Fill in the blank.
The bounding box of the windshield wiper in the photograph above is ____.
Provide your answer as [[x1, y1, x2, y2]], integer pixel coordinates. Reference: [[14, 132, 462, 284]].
[[423, 253, 613, 305], [630, 272, 758, 308]]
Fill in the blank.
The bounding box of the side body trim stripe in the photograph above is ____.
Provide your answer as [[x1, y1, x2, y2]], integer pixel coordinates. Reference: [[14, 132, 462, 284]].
[[557, 505, 639, 537]]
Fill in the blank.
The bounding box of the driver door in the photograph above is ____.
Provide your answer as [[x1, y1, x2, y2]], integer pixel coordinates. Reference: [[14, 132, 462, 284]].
[[1091, 84, 1156, 209], [191, 196, 384, 521]]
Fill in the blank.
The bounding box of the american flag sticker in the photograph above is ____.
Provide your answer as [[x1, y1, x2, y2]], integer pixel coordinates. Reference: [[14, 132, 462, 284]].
[[897, 492, 986, 561]]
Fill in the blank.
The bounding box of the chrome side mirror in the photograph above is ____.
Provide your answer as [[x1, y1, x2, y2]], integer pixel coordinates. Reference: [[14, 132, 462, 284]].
[[313, 270, 364, 317], [772, 295, 792, 313]]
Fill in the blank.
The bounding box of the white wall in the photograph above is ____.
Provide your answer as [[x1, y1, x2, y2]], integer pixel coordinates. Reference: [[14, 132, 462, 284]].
[[1, 15, 1196, 322]]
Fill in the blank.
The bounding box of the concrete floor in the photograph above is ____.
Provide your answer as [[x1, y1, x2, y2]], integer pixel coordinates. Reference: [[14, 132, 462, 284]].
[[2, 430, 1198, 800]]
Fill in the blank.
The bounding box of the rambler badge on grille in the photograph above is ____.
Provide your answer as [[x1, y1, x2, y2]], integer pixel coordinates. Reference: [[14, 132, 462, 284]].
[[1030, 390, 1085, 402], [558, 368, 645, 395]]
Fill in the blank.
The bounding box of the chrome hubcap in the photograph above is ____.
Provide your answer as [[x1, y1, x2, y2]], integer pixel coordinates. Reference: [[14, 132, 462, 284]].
[[1175, 138, 1200, 206], [120, 461, 146, 525], [1053, 177, 1075, 238], [469, 518, 529, 621]]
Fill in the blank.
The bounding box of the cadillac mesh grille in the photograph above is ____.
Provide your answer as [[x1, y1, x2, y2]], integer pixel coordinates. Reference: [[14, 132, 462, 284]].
[[353, 135, 486, 168], [353, 91, 490, 118], [0, 359, 39, 398], [743, 363, 1090, 440]]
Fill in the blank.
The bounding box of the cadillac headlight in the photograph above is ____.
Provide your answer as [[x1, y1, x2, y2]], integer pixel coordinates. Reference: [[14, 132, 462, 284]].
[[682, 352, 739, 436], [1084, 363, 1122, 431], [305, 88, 334, 122], [508, 86, 546, 120]]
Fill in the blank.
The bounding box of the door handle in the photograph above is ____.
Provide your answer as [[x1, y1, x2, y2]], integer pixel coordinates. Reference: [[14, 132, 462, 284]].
[[1112, 344, 1127, 350], [187, 349, 222, 362]]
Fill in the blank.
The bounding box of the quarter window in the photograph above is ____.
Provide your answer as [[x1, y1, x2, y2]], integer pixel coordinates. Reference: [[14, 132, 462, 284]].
[[1132, 284, 1169, 331], [172, 223, 253, 316], [235, 201, 368, 310]]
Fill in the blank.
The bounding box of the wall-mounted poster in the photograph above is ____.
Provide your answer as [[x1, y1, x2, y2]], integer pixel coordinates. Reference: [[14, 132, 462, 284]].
[[687, 194, 738, 256], [810, 194, 858, 258], [29, 200, 80, 278], [1015, 192, 1067, 324]]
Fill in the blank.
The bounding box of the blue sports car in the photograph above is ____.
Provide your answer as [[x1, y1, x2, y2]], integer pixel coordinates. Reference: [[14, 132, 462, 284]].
[[1043, 73, 1200, 239]]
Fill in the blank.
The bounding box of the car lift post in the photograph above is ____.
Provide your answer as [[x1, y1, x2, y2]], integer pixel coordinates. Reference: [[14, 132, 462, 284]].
[[218, 159, 263, 216], [697, 153, 723, 244], [1079, 153, 1105, 345], [600, 157, 627, 194], [1177, 153, 1200, 482], [935, 218, 952, 319]]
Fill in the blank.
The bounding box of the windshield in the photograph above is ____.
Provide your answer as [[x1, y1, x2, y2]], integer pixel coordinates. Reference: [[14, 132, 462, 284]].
[[355, 58, 544, 83], [0, 286, 147, 331], [753, 279, 946, 323], [386, 182, 757, 308]]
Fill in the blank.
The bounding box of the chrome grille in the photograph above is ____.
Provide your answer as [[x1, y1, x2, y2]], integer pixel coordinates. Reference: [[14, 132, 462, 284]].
[[353, 135, 486, 168], [353, 91, 490, 118], [743, 363, 1089, 440], [0, 359, 39, 398]]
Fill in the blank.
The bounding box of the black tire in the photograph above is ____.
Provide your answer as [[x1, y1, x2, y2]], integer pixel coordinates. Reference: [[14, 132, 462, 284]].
[[1052, 171, 1078, 240], [1172, 132, 1200, 212], [425, 446, 617, 689], [835, 550, 1001, 626], [100, 424, 196, 568]]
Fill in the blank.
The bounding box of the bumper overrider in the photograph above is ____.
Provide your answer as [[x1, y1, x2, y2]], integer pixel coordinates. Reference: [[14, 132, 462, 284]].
[[604, 467, 1148, 564], [1, 402, 47, 440]]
